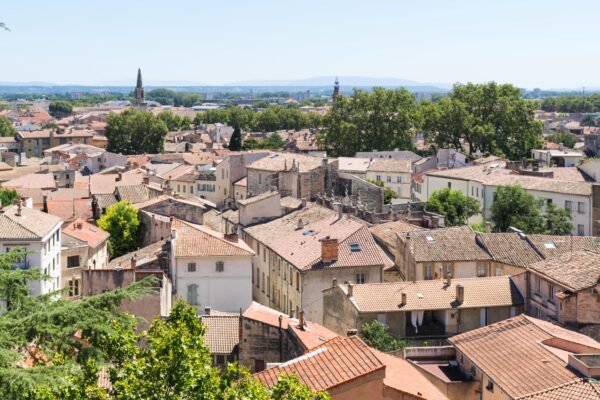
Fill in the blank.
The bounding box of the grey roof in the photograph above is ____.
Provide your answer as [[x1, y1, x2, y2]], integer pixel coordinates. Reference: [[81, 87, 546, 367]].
[[0, 205, 62, 240]]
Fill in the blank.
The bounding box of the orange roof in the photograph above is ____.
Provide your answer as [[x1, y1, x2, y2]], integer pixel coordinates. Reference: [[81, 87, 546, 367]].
[[62, 218, 109, 248], [47, 198, 93, 222], [252, 336, 384, 392], [172, 219, 254, 257]]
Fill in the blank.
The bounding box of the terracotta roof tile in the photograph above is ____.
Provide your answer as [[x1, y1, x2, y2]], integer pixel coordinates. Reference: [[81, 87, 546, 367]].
[[517, 379, 600, 400], [369, 220, 425, 251], [247, 152, 323, 173], [528, 250, 600, 292], [173, 219, 254, 257], [62, 218, 109, 248], [477, 232, 543, 268], [201, 315, 239, 354], [3, 173, 56, 190], [367, 158, 411, 173], [400, 227, 490, 262], [0, 204, 62, 240]]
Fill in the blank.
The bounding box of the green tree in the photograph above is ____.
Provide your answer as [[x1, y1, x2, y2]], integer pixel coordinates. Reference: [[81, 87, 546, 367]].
[[360, 320, 406, 352], [97, 202, 139, 258], [48, 101, 73, 119], [547, 131, 576, 149], [0, 115, 16, 137], [319, 87, 420, 156], [368, 179, 398, 204], [156, 110, 183, 131], [426, 188, 481, 226], [229, 123, 242, 151], [581, 115, 598, 127], [261, 133, 286, 150], [490, 185, 547, 233], [546, 202, 574, 235], [105, 108, 168, 155], [422, 82, 543, 159], [0, 188, 19, 206]]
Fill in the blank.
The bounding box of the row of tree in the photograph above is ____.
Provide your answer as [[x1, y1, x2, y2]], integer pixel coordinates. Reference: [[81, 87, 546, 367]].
[[427, 186, 573, 235], [319, 82, 544, 159], [540, 94, 600, 113], [146, 89, 203, 107], [105, 109, 168, 155]]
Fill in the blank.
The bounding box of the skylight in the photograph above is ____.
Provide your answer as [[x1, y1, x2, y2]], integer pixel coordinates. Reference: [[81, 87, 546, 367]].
[[544, 242, 557, 249], [425, 235, 435, 243], [303, 229, 316, 236], [349, 243, 361, 252]]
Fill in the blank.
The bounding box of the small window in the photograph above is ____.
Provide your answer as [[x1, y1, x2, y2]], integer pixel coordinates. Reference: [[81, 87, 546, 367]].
[[425, 235, 435, 244], [424, 263, 433, 280], [486, 380, 494, 392], [444, 264, 452, 278], [477, 262, 486, 277], [536, 276, 541, 294], [549, 283, 555, 302], [565, 200, 572, 211], [187, 284, 198, 305], [578, 224, 585, 236], [578, 202, 585, 214], [356, 273, 366, 284], [188, 262, 196, 272], [349, 243, 361, 252], [216, 261, 224, 272], [447, 182, 452, 189], [68, 279, 80, 297], [543, 242, 556, 249], [495, 265, 503, 276], [215, 354, 225, 366], [386, 176, 391, 183], [67, 255, 80, 268]]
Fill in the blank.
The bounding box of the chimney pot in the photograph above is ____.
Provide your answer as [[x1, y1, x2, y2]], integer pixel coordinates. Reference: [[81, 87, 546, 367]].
[[484, 222, 491, 233], [299, 309, 305, 328], [347, 328, 358, 336], [205, 306, 211, 316], [347, 282, 354, 297], [446, 273, 452, 287], [332, 277, 338, 287], [456, 284, 464, 304], [400, 292, 407, 306]]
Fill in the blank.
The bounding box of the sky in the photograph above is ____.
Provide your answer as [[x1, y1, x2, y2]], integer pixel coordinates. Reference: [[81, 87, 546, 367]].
[[1, 0, 600, 88]]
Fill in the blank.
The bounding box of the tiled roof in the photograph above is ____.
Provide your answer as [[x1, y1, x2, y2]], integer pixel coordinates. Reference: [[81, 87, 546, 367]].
[[369, 220, 425, 251], [201, 315, 239, 355], [162, 164, 195, 180], [477, 232, 543, 268], [15, 188, 46, 207], [517, 379, 600, 400], [47, 198, 93, 222], [400, 227, 491, 262], [342, 276, 522, 312], [338, 157, 371, 173], [526, 234, 600, 259], [0, 204, 62, 240], [367, 158, 411, 173], [233, 177, 247, 187], [90, 175, 116, 195], [236, 190, 279, 206], [116, 184, 155, 204], [449, 315, 600, 399], [109, 240, 168, 269], [243, 302, 338, 351], [3, 173, 56, 190], [93, 194, 117, 210], [253, 336, 384, 392], [62, 218, 109, 248], [246, 152, 323, 173], [0, 165, 64, 183], [528, 250, 600, 291], [46, 188, 89, 200], [172, 219, 254, 257]]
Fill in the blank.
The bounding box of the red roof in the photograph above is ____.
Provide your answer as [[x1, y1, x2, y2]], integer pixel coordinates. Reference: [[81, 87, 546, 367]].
[[62, 218, 109, 248]]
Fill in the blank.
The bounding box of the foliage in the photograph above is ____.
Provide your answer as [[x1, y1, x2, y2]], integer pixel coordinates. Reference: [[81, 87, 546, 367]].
[[422, 82, 544, 159], [426, 188, 481, 226], [547, 131, 577, 149], [244, 133, 286, 150], [541, 94, 600, 113], [156, 110, 190, 131], [105, 108, 168, 155], [319, 87, 421, 157], [0, 115, 16, 137], [360, 320, 406, 352], [97, 202, 140, 258], [48, 101, 73, 119], [490, 185, 573, 234], [146, 89, 203, 107], [469, 222, 485, 233], [0, 188, 19, 206], [41, 121, 58, 130], [368, 179, 398, 204], [229, 123, 242, 151], [581, 115, 598, 127]]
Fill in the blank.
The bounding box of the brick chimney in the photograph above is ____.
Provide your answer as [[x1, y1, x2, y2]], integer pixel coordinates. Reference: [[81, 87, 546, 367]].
[[456, 284, 464, 304], [142, 176, 150, 185], [347, 282, 353, 297], [299, 309, 305, 329], [205, 306, 211, 316], [320, 236, 338, 264], [130, 254, 137, 270], [400, 292, 407, 307]]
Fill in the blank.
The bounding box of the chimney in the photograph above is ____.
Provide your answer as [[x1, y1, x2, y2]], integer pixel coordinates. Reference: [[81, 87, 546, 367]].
[[296, 218, 304, 230], [142, 176, 149, 185], [130, 254, 137, 269], [332, 277, 338, 287], [400, 292, 407, 307], [16, 200, 22, 216], [456, 284, 464, 304], [205, 306, 211, 316], [334, 202, 343, 219], [320, 237, 339, 264], [347, 328, 358, 336], [116, 172, 122, 182], [299, 310, 305, 328], [301, 198, 307, 208], [484, 222, 491, 233], [446, 273, 452, 287], [347, 282, 354, 297]]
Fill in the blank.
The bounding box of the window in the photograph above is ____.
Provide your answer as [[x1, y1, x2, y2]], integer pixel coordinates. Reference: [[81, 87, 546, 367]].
[[470, 365, 476, 377], [447, 182, 452, 189], [386, 176, 391, 183], [215, 355, 225, 366], [565, 200, 572, 212], [296, 272, 300, 291], [187, 284, 198, 305], [267, 276, 270, 297], [424, 263, 433, 280], [67, 255, 80, 268], [471, 187, 474, 196], [486, 379, 494, 392], [546, 198, 552, 206], [182, 185, 186, 193], [376, 175, 381, 181], [578, 202, 585, 214], [476, 187, 479, 197], [356, 273, 366, 284], [578, 224, 585, 236], [177, 184, 181, 192], [349, 243, 361, 252], [258, 174, 262, 184], [68, 279, 80, 297], [188, 262, 196, 272], [256, 268, 260, 288], [190, 185, 193, 194], [216, 261, 224, 272], [535, 276, 541, 294], [396, 176, 402, 183], [252, 265, 254, 283], [477, 262, 486, 277], [549, 283, 555, 302], [262, 272, 265, 292], [495, 265, 503, 276], [444, 263, 452, 278]]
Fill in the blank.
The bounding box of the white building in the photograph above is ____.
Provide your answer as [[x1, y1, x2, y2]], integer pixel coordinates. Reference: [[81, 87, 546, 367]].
[[365, 158, 412, 199], [531, 149, 583, 167], [424, 162, 593, 235], [171, 219, 255, 313], [0, 202, 63, 296]]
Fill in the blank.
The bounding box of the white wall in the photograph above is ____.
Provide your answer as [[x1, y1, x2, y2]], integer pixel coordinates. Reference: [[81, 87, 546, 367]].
[[175, 255, 252, 313]]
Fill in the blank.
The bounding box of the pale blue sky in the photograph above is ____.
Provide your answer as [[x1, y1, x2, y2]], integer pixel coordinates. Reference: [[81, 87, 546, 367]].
[[1, 0, 599, 88]]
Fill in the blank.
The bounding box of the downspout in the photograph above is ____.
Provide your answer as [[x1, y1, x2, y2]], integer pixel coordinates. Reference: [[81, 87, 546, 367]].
[[278, 314, 283, 363]]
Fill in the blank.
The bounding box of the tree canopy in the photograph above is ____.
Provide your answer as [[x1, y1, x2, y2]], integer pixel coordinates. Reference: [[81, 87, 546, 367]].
[[97, 202, 140, 258], [426, 188, 481, 226], [547, 131, 577, 149], [490, 185, 573, 234], [0, 188, 19, 206], [422, 82, 544, 159], [541, 94, 600, 113], [0, 115, 16, 137], [360, 320, 406, 353], [368, 179, 398, 205], [146, 89, 203, 107], [156, 110, 191, 131], [229, 123, 242, 151], [318, 87, 421, 157], [105, 108, 168, 155], [48, 101, 73, 119]]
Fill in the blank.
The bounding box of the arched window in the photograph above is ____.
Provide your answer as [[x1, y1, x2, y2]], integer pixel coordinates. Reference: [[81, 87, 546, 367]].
[[187, 284, 198, 305]]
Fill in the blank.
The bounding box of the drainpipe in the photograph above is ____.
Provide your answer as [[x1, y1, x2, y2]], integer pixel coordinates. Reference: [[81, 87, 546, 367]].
[[278, 314, 283, 362]]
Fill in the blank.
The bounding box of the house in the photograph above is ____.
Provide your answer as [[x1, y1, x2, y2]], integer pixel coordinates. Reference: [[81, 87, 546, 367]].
[[242, 203, 385, 323], [214, 151, 270, 207], [0, 202, 63, 296], [171, 219, 255, 313], [60, 219, 109, 298], [337, 157, 371, 180], [245, 152, 326, 201], [366, 159, 412, 200], [200, 311, 240, 368], [16, 128, 95, 158], [323, 276, 523, 339], [424, 161, 593, 235], [236, 191, 282, 227], [531, 148, 584, 167], [233, 177, 247, 201], [46, 189, 94, 222], [3, 172, 57, 191], [253, 335, 449, 400], [239, 301, 338, 372]]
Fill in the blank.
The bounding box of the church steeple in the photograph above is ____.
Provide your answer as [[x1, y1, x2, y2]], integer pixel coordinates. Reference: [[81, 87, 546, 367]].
[[332, 77, 340, 102], [134, 68, 145, 107]]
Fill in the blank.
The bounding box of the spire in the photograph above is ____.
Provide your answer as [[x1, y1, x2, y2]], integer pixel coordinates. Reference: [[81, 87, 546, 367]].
[[134, 68, 145, 106], [332, 77, 340, 102], [136, 68, 143, 88]]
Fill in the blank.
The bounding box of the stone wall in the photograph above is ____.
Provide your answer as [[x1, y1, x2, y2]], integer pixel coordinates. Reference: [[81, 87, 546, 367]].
[[239, 317, 289, 372]]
